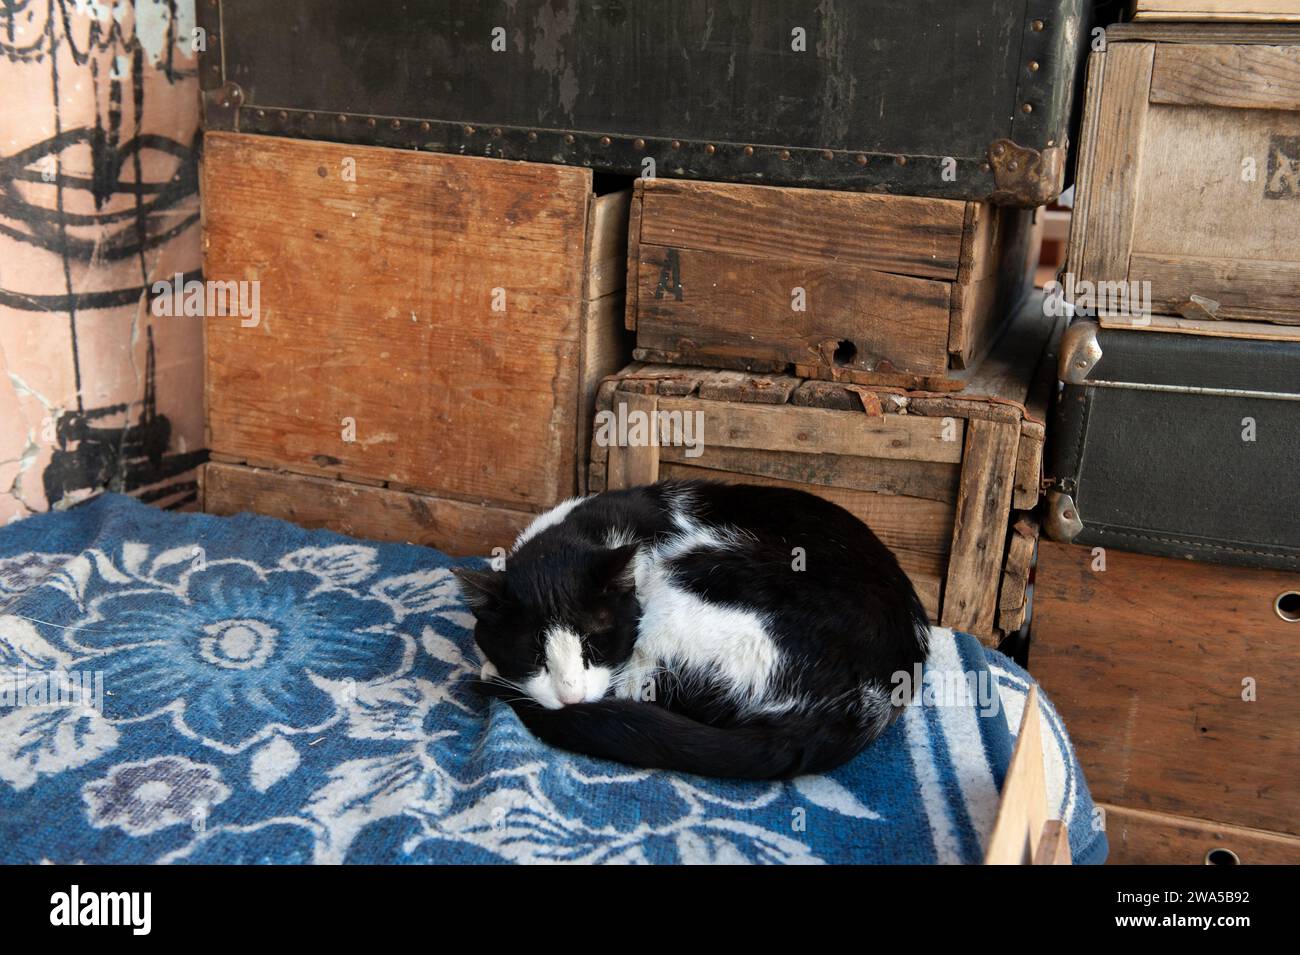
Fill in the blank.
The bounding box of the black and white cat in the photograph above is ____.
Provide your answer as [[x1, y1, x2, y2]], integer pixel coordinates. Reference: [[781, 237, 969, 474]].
[[453, 480, 932, 780]]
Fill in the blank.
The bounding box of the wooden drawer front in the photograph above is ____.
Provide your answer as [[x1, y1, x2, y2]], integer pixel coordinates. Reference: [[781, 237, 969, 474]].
[[203, 132, 628, 513], [1071, 30, 1300, 337], [202, 463, 531, 558], [625, 179, 1035, 389], [1032, 541, 1300, 836], [1102, 804, 1300, 865]]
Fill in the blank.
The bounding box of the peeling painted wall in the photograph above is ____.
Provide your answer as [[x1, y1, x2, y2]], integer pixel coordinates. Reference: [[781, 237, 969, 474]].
[[0, 0, 205, 523]]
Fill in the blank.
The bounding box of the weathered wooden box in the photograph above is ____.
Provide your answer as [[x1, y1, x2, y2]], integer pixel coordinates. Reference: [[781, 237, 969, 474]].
[[593, 294, 1063, 644], [200, 132, 631, 555], [625, 178, 1039, 390], [1032, 539, 1300, 864], [1068, 23, 1300, 337]]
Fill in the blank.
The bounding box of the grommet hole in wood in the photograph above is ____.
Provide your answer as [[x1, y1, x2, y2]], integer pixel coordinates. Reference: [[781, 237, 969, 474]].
[[1275, 591, 1300, 623], [1204, 848, 1240, 866]]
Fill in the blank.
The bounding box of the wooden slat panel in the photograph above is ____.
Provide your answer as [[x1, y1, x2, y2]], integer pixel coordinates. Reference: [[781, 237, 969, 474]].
[[202, 462, 531, 557], [1032, 540, 1300, 836], [637, 178, 968, 281], [1074, 43, 1157, 285], [658, 444, 961, 505], [203, 132, 594, 511], [1132, 104, 1300, 265], [577, 290, 633, 494], [603, 391, 661, 490], [1102, 804, 1300, 865], [1127, 252, 1300, 323], [633, 247, 953, 376], [658, 397, 965, 464], [985, 686, 1050, 865], [1133, 1, 1300, 21], [1151, 43, 1300, 110], [585, 188, 632, 300], [940, 418, 1019, 636]]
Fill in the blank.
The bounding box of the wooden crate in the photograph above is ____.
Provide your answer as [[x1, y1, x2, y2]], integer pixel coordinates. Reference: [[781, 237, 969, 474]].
[[201, 132, 631, 555], [624, 178, 1039, 390], [1068, 23, 1300, 338], [1032, 540, 1300, 857], [1132, 1, 1300, 21], [591, 295, 1063, 644]]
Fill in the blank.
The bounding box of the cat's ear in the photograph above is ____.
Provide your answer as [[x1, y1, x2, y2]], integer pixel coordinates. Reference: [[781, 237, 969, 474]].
[[591, 543, 638, 593], [452, 567, 507, 614]]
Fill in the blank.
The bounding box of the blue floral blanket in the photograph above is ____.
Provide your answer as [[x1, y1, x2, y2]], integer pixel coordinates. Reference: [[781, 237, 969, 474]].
[[0, 494, 1105, 864]]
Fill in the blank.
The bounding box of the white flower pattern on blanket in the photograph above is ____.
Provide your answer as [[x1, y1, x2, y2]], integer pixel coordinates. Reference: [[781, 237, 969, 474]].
[[0, 536, 894, 864]]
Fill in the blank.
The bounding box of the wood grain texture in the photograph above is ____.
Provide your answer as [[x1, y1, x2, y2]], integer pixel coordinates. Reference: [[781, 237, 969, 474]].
[[1101, 804, 1300, 865], [633, 247, 953, 376], [659, 397, 964, 464], [1133, 0, 1300, 21], [636, 178, 969, 281], [1132, 104, 1300, 266], [940, 418, 1020, 636], [659, 444, 961, 505], [203, 132, 603, 512], [1031, 540, 1300, 836], [1074, 43, 1157, 286], [603, 391, 661, 490], [577, 291, 634, 494], [1127, 252, 1300, 324], [1151, 42, 1300, 110], [202, 462, 531, 557], [1099, 312, 1300, 339], [986, 686, 1050, 865]]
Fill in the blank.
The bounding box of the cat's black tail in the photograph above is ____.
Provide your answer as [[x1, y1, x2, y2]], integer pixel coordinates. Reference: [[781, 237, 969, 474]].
[[500, 696, 878, 780]]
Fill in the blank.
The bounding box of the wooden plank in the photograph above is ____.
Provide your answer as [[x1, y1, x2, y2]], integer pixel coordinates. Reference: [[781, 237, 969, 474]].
[[203, 132, 594, 512], [1102, 804, 1300, 865], [997, 517, 1039, 634], [694, 370, 801, 405], [658, 397, 965, 464], [1133, 1, 1300, 22], [637, 178, 968, 281], [658, 444, 961, 505], [1033, 820, 1073, 865], [1099, 312, 1300, 340], [941, 418, 1020, 636], [1074, 44, 1157, 288], [585, 188, 632, 301], [1151, 42, 1300, 110], [632, 247, 953, 378], [1126, 252, 1300, 324], [986, 686, 1050, 865], [1032, 540, 1300, 836], [203, 462, 532, 557], [624, 185, 644, 331], [603, 391, 661, 490], [577, 290, 633, 494]]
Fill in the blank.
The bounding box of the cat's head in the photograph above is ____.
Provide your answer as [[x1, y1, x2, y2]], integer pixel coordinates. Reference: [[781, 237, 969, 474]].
[[452, 542, 641, 709]]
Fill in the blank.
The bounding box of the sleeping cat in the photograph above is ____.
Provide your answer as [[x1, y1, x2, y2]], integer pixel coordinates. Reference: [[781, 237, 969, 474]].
[[453, 480, 931, 780]]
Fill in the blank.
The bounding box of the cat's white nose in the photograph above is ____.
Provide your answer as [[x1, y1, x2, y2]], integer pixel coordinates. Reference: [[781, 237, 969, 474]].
[[557, 683, 584, 705]]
